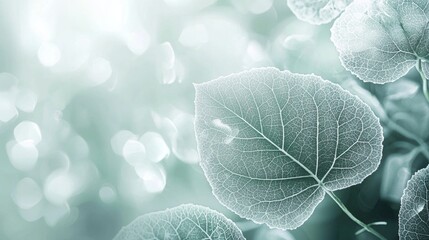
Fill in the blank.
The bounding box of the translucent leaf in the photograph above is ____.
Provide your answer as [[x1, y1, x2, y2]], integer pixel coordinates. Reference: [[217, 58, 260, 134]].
[[399, 165, 429, 240], [331, 0, 429, 84], [194, 68, 383, 229], [287, 0, 352, 25], [114, 204, 245, 240]]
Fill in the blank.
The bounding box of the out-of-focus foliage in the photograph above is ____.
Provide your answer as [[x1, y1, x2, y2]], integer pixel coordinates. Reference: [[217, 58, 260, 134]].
[[0, 0, 427, 240]]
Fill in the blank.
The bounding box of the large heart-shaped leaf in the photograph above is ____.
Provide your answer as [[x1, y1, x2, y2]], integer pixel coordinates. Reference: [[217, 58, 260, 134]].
[[114, 204, 245, 240], [287, 0, 352, 25], [194, 67, 383, 229], [399, 165, 429, 240], [331, 0, 429, 84]]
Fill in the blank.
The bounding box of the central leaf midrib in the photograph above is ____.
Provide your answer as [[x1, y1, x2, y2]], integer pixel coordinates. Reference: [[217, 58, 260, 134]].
[[203, 89, 322, 185]]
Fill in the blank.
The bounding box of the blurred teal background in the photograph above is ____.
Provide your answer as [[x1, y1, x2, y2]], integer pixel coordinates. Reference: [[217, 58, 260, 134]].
[[0, 0, 428, 239]]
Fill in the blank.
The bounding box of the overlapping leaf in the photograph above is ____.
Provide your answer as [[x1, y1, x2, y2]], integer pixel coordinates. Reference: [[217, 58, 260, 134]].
[[287, 0, 352, 24], [399, 165, 429, 240], [114, 204, 244, 240], [194, 68, 383, 229], [331, 0, 429, 84]]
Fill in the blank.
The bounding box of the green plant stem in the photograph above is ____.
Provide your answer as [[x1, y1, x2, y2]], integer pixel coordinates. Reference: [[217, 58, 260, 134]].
[[325, 190, 387, 240], [355, 221, 387, 235], [417, 59, 429, 103]]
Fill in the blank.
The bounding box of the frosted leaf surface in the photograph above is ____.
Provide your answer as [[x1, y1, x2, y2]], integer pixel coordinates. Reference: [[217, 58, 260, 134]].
[[114, 204, 245, 240], [287, 0, 352, 25], [399, 165, 429, 240], [194, 68, 383, 229], [331, 0, 429, 84]]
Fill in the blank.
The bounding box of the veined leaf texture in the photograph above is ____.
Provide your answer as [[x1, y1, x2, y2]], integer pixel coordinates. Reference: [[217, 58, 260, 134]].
[[114, 204, 245, 240], [194, 68, 383, 229]]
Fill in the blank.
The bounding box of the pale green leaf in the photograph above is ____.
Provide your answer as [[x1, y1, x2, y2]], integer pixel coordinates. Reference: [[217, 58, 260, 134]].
[[194, 67, 383, 229], [399, 165, 429, 240], [287, 0, 352, 25], [331, 0, 429, 84], [114, 204, 245, 240]]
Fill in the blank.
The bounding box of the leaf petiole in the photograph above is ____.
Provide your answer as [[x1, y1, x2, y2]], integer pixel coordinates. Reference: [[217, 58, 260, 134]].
[[416, 59, 429, 103], [324, 190, 387, 240]]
